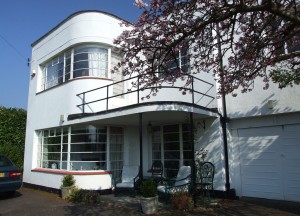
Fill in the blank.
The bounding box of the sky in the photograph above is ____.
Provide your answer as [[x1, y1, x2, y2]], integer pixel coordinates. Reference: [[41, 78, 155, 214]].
[[0, 0, 142, 110]]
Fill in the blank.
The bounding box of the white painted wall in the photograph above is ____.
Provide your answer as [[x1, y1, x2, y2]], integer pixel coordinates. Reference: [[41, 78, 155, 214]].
[[194, 118, 226, 191], [24, 11, 131, 189], [226, 78, 300, 118]]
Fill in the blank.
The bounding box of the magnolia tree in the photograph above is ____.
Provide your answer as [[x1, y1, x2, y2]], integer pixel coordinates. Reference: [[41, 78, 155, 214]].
[[113, 0, 300, 97]]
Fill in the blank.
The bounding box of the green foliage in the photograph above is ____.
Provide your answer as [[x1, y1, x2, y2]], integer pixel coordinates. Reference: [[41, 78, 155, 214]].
[[140, 179, 157, 197], [68, 187, 101, 204], [171, 191, 194, 211], [270, 68, 300, 89], [62, 174, 76, 187], [0, 106, 27, 169]]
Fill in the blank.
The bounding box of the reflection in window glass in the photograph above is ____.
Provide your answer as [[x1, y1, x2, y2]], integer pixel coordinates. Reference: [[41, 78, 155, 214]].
[[42, 45, 111, 90], [151, 124, 192, 178]]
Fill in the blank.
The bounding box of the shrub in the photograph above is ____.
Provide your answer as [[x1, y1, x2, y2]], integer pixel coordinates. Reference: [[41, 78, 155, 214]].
[[171, 191, 194, 211], [0, 106, 26, 169], [61, 174, 75, 187], [67, 187, 83, 202], [68, 187, 101, 204], [140, 179, 157, 197]]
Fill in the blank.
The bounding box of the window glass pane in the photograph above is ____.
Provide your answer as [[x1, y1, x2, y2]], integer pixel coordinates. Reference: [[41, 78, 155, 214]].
[[152, 142, 161, 151], [43, 153, 60, 161], [70, 153, 106, 161], [164, 142, 180, 150], [164, 133, 179, 142], [73, 46, 108, 78], [163, 125, 179, 133], [43, 144, 60, 153], [74, 53, 88, 62], [65, 51, 71, 81], [42, 54, 64, 90], [152, 152, 161, 160], [71, 134, 106, 143], [71, 143, 106, 152], [70, 125, 108, 171], [43, 136, 61, 145], [183, 141, 192, 150], [164, 151, 180, 160], [71, 161, 106, 171], [62, 144, 68, 152], [183, 151, 193, 159], [37, 127, 66, 170]]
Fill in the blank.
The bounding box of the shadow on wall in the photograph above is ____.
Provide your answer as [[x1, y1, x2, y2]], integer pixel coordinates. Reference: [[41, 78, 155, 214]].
[[227, 93, 295, 118], [194, 117, 225, 191]]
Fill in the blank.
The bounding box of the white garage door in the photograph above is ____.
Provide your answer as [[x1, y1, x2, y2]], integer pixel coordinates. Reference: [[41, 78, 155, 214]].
[[238, 124, 300, 202]]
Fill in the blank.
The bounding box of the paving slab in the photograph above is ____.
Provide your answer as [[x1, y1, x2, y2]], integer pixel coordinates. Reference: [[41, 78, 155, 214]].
[[0, 187, 299, 216]]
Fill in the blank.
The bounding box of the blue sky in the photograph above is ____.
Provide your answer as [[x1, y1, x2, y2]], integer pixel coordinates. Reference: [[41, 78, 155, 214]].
[[0, 0, 142, 109]]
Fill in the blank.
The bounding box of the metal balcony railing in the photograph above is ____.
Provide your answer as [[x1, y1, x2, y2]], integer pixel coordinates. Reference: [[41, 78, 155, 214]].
[[76, 74, 215, 114]]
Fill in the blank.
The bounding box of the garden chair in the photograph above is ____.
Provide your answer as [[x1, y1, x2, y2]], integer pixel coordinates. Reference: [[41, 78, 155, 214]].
[[148, 160, 163, 179], [157, 165, 191, 202], [197, 161, 215, 200], [115, 165, 140, 196]]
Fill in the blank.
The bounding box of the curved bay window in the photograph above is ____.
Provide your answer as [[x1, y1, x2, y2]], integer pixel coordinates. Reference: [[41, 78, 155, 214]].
[[37, 125, 124, 171], [41, 44, 119, 91]]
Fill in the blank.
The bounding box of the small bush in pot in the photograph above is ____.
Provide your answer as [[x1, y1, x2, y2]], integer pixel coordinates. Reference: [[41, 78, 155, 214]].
[[62, 174, 75, 187], [140, 179, 157, 197], [140, 179, 158, 214], [61, 174, 76, 199]]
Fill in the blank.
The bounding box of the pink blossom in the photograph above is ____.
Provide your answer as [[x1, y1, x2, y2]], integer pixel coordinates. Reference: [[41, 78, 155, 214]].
[[134, 0, 148, 9]]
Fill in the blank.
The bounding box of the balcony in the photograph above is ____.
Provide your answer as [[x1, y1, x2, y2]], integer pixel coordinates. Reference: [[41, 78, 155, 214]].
[[69, 74, 217, 120]]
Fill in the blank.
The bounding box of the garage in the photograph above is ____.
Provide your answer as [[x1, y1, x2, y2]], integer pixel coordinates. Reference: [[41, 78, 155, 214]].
[[238, 124, 300, 202]]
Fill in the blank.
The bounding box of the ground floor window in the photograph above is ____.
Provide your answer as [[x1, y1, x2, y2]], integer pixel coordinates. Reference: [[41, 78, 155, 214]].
[[152, 123, 193, 178], [37, 125, 123, 171]]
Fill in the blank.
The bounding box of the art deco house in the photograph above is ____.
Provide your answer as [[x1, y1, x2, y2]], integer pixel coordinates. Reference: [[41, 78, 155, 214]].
[[23, 10, 300, 202]]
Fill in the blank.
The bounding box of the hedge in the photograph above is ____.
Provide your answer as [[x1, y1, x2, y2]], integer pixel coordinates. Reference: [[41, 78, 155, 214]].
[[0, 106, 27, 169]]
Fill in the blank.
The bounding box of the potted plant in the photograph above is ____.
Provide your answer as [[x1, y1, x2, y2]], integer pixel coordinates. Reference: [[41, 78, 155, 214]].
[[61, 174, 76, 200], [140, 179, 158, 214]]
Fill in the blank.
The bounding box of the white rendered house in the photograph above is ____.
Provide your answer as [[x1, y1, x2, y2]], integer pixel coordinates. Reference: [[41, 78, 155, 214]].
[[23, 10, 300, 202]]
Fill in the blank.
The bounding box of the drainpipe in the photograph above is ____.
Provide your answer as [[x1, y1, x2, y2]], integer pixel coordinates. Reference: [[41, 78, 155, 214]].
[[190, 112, 195, 191], [139, 113, 143, 180], [216, 23, 231, 196]]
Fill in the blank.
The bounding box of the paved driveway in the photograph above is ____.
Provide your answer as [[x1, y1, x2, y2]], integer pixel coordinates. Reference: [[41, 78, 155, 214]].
[[0, 187, 299, 216], [0, 187, 144, 216]]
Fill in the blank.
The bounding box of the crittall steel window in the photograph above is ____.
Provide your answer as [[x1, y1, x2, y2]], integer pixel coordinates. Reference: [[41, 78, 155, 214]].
[[151, 124, 192, 178], [158, 48, 190, 79], [41, 44, 122, 91], [37, 125, 123, 171]]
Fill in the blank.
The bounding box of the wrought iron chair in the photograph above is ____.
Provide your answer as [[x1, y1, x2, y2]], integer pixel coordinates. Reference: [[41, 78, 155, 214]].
[[115, 165, 140, 196], [148, 160, 163, 179], [197, 162, 215, 199], [157, 166, 191, 202]]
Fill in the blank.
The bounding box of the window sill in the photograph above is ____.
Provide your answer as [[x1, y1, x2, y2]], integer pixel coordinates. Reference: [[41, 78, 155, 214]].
[[32, 168, 111, 175]]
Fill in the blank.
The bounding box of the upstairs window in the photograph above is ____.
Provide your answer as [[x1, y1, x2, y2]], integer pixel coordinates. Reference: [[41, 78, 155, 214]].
[[158, 47, 190, 79], [41, 44, 118, 91], [73, 46, 108, 78]]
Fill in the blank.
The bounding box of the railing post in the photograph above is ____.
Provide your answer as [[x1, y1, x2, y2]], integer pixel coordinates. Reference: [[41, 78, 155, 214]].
[[82, 93, 85, 114], [191, 76, 195, 105], [106, 85, 109, 111], [137, 76, 140, 104]]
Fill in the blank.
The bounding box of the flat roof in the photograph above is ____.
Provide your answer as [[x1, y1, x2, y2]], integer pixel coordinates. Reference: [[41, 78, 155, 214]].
[[31, 10, 131, 47]]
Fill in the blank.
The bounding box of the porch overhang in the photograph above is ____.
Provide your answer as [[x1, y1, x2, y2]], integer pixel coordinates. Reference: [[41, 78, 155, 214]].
[[67, 101, 218, 125]]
